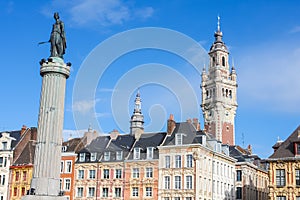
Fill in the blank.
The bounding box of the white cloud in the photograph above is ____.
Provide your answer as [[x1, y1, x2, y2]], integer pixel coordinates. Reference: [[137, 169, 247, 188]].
[[72, 98, 101, 114], [41, 0, 154, 27], [237, 42, 300, 113], [63, 129, 86, 140], [95, 112, 111, 118]]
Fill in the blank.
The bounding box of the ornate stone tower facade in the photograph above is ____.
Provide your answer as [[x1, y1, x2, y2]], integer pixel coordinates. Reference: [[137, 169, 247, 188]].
[[130, 91, 144, 137], [201, 17, 238, 145]]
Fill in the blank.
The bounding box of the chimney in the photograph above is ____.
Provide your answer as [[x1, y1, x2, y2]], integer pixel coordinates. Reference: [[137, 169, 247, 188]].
[[247, 144, 252, 154], [167, 114, 176, 136], [192, 118, 200, 131], [110, 129, 119, 140], [21, 125, 27, 135]]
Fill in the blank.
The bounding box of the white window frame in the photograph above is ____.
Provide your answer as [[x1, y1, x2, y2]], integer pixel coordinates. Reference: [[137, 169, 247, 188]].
[[60, 161, 64, 173], [104, 152, 110, 161], [65, 160, 72, 173], [103, 169, 109, 179], [115, 169, 122, 179], [79, 153, 85, 162], [116, 151, 123, 160], [115, 187, 121, 197], [175, 133, 183, 145], [175, 176, 181, 189], [77, 187, 83, 197], [133, 148, 140, 159], [175, 155, 182, 168], [89, 169, 96, 179], [165, 156, 170, 168], [147, 147, 154, 159], [164, 176, 170, 189], [146, 187, 152, 197], [132, 187, 139, 197], [186, 154, 193, 168], [64, 178, 71, 191], [186, 175, 192, 189], [102, 187, 109, 197], [78, 169, 84, 179], [88, 187, 95, 197], [146, 167, 153, 178], [91, 152, 97, 161], [132, 168, 139, 178]]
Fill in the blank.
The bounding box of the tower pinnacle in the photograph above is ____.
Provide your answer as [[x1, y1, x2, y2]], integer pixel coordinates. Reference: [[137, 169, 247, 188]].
[[130, 90, 144, 136], [217, 15, 221, 32]]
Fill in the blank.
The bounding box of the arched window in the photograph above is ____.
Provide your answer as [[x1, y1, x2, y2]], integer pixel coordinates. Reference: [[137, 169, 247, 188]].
[[222, 56, 225, 66], [222, 88, 225, 96], [226, 89, 228, 97], [206, 90, 209, 99], [229, 90, 232, 99], [213, 57, 216, 65]]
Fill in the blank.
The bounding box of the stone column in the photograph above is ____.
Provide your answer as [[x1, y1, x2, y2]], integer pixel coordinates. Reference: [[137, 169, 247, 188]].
[[22, 57, 70, 200]]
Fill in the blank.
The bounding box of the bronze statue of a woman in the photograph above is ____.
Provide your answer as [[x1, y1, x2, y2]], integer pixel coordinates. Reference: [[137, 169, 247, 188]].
[[50, 12, 66, 58]]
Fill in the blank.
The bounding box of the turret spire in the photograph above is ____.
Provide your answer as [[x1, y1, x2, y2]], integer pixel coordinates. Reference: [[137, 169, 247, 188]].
[[217, 15, 221, 32], [130, 90, 144, 136]]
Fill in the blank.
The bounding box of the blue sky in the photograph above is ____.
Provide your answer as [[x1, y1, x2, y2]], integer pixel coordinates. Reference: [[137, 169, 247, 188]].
[[1, 0, 300, 158]]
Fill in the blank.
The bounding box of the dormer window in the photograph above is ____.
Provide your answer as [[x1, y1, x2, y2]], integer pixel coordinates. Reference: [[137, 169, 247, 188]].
[[104, 152, 110, 161], [79, 153, 85, 162], [294, 142, 300, 156], [147, 147, 154, 159], [175, 134, 184, 145], [134, 148, 140, 160], [2, 142, 7, 150], [62, 146, 67, 152], [116, 151, 123, 160], [90, 153, 97, 161]]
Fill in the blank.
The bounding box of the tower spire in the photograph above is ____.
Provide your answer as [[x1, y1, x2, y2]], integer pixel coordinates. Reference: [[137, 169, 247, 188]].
[[130, 90, 144, 136], [217, 15, 221, 32]]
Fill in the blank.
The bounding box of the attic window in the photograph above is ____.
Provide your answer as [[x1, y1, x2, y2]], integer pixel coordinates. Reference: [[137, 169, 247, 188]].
[[2, 142, 7, 150], [133, 148, 140, 160], [79, 153, 85, 162], [147, 147, 154, 159], [104, 152, 110, 161], [62, 146, 67, 152], [175, 134, 184, 145], [116, 151, 123, 160], [90, 153, 97, 161]]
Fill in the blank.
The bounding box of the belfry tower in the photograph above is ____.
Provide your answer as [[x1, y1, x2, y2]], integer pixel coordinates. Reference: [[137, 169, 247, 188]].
[[130, 91, 144, 137], [201, 17, 238, 145]]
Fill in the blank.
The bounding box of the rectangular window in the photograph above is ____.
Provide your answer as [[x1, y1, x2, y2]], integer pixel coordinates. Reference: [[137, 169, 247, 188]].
[[103, 169, 109, 179], [0, 157, 6, 168], [236, 187, 242, 199], [78, 169, 84, 179], [77, 187, 83, 197], [88, 187, 95, 197], [91, 152, 97, 161], [165, 156, 170, 168], [134, 148, 140, 159], [174, 197, 180, 200], [186, 198, 192, 200], [102, 187, 109, 197], [65, 161, 72, 173], [296, 169, 300, 186], [104, 152, 110, 161], [175, 155, 182, 168], [116, 151, 123, 160], [115, 169, 122, 179], [60, 161, 64, 173], [276, 169, 286, 187], [186, 154, 193, 168], [164, 198, 170, 200], [132, 187, 138, 197], [15, 172, 20, 181], [186, 175, 192, 189], [115, 187, 121, 197], [164, 176, 170, 189], [79, 153, 85, 162], [146, 167, 153, 178], [13, 187, 17, 196], [277, 197, 286, 200], [21, 187, 26, 196], [89, 169, 96, 179], [237, 170, 242, 181], [147, 147, 154, 159], [2, 142, 7, 150], [64, 179, 71, 191], [23, 171, 27, 181], [175, 176, 181, 189], [175, 134, 183, 145], [132, 168, 139, 178], [146, 187, 152, 197], [60, 179, 62, 190]]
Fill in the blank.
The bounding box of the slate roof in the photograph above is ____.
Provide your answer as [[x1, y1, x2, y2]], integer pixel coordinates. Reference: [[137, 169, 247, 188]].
[[62, 137, 85, 153], [162, 122, 205, 146], [127, 132, 166, 160], [0, 130, 21, 149], [268, 125, 300, 159]]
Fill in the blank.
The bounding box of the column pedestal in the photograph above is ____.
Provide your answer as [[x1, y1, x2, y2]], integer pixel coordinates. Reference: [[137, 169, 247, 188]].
[[22, 57, 70, 200]]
